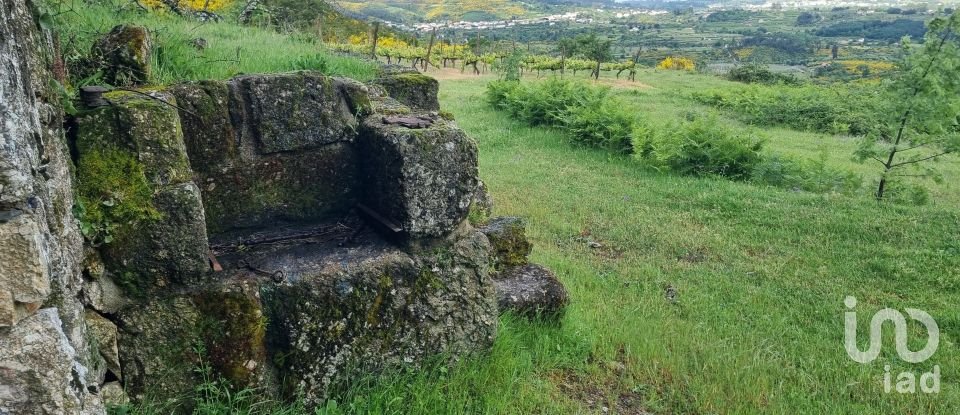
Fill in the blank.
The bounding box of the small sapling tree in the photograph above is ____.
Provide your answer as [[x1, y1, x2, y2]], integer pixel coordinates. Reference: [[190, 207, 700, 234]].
[[557, 37, 577, 77], [575, 33, 613, 80], [856, 12, 960, 200]]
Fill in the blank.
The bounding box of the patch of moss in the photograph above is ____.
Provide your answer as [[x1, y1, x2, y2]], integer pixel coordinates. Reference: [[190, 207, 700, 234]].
[[74, 145, 161, 245], [195, 289, 268, 388], [391, 72, 436, 87]]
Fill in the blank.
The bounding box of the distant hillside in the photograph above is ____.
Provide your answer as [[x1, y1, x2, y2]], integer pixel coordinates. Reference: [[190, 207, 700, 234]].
[[333, 0, 557, 23], [259, 0, 413, 42]]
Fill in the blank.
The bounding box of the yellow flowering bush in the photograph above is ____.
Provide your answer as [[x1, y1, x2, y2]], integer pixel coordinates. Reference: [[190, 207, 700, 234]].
[[657, 56, 696, 71], [140, 0, 232, 12]]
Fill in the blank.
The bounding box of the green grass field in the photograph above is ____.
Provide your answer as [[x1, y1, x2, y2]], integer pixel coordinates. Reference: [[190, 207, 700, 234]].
[[402, 70, 960, 414]]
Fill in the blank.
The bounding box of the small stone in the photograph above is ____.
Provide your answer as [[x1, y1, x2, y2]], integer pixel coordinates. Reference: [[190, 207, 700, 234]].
[[480, 217, 532, 272], [494, 264, 569, 320], [101, 381, 129, 407], [81, 276, 127, 314], [85, 310, 122, 380]]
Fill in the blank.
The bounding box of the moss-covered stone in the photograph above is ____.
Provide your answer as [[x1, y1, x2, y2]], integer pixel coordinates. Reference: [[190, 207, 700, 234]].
[[251, 228, 497, 405], [90, 25, 151, 86], [231, 71, 358, 154], [480, 216, 532, 272], [76, 91, 193, 187], [168, 81, 238, 173], [357, 115, 478, 240], [193, 282, 273, 390], [117, 281, 275, 406], [104, 183, 210, 296], [73, 91, 209, 295], [372, 72, 440, 112]]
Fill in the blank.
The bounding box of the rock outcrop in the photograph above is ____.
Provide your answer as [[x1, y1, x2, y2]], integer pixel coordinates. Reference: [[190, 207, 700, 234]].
[[65, 70, 499, 408], [1, 0, 105, 412]]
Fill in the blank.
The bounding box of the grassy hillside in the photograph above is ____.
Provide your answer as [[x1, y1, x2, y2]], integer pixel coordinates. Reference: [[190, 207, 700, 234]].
[[271, 69, 959, 414], [49, 0, 380, 87], [423, 71, 960, 413]]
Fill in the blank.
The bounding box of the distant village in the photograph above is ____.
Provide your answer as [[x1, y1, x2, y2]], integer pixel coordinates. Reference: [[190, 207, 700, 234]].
[[374, 0, 952, 34]]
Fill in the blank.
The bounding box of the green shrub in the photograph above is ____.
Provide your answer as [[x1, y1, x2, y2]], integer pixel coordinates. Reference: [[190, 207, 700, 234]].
[[486, 79, 637, 153], [486, 80, 518, 107], [636, 116, 765, 180], [692, 84, 882, 136], [564, 97, 635, 153], [727, 64, 800, 85], [751, 153, 862, 194]]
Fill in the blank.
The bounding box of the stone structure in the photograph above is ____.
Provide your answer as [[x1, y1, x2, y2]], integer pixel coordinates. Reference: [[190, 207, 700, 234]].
[[481, 218, 570, 320], [0, 3, 567, 410]]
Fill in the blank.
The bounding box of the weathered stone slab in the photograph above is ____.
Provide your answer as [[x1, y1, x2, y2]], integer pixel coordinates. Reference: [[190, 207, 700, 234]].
[[168, 80, 239, 173], [257, 228, 497, 405], [231, 71, 359, 154], [373, 71, 441, 112], [196, 143, 359, 234], [358, 116, 478, 239], [495, 264, 569, 320], [480, 216, 532, 272], [0, 213, 50, 326]]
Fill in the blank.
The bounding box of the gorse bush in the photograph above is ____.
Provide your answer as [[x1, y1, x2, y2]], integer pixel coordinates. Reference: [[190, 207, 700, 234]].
[[657, 56, 696, 71], [635, 115, 765, 180], [486, 79, 636, 152]]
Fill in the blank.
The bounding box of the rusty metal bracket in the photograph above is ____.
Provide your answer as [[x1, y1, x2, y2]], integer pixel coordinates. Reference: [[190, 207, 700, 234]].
[[357, 203, 402, 233], [238, 259, 285, 283], [207, 250, 224, 272]]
